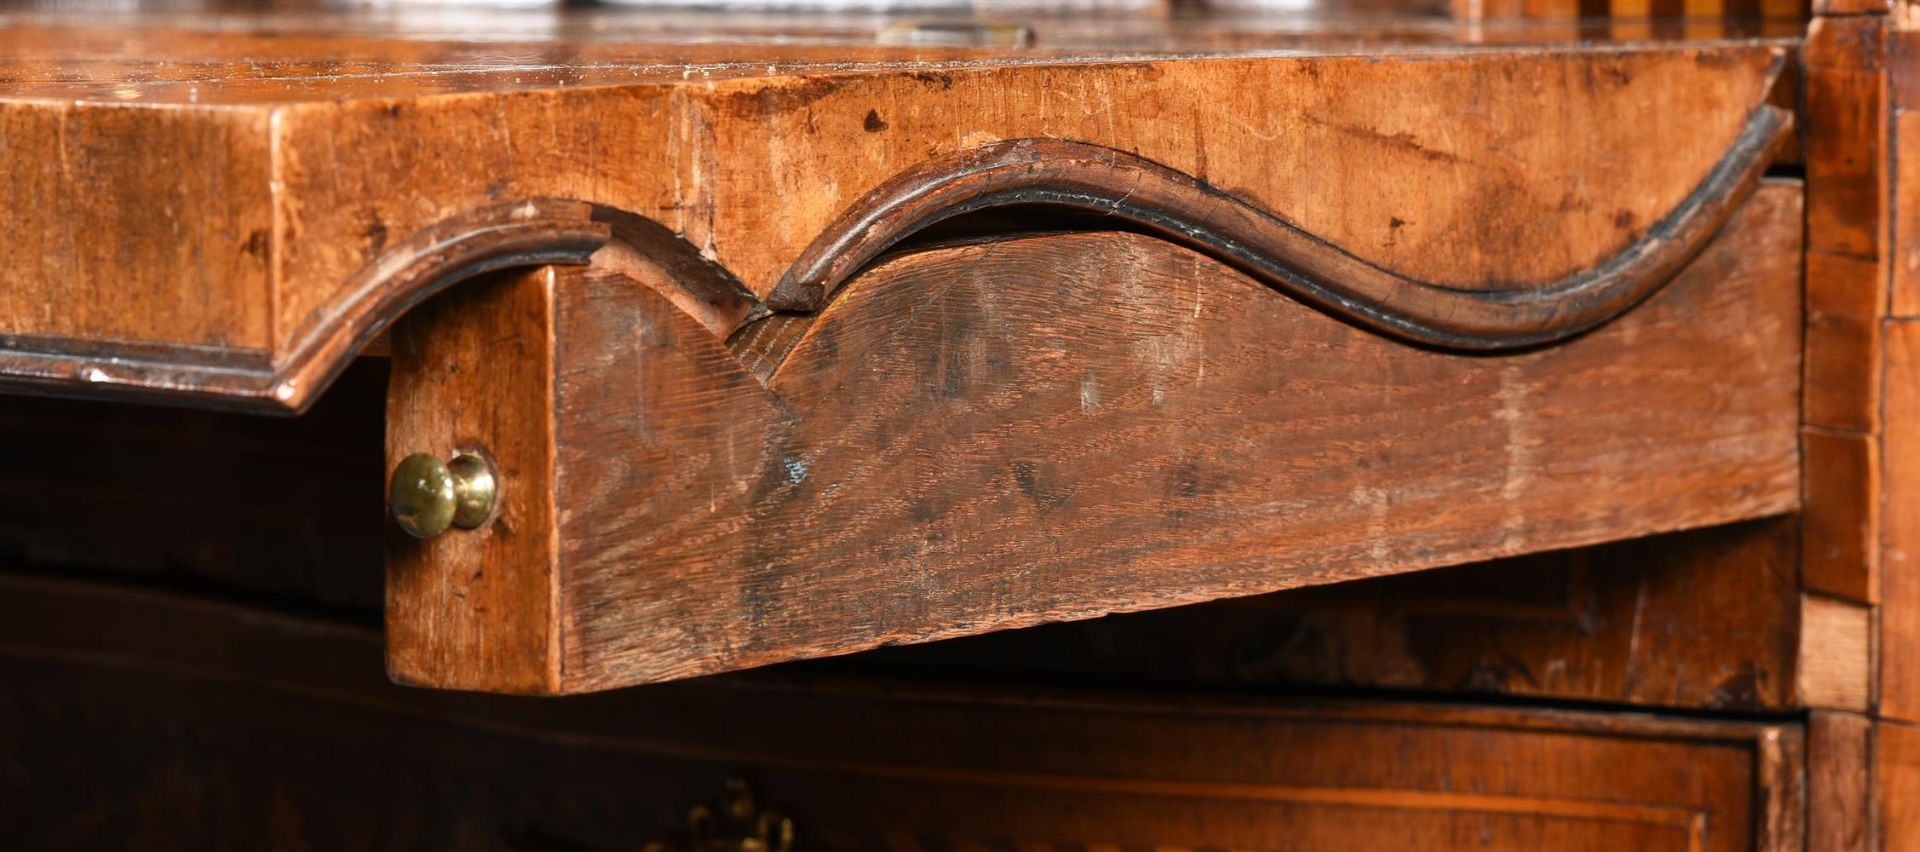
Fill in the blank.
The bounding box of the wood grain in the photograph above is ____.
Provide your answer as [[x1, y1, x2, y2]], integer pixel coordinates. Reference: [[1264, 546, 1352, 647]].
[[1806, 427, 1882, 602], [845, 517, 1807, 712], [0, 198, 603, 413], [1800, 593, 1875, 711], [765, 118, 1788, 350], [1879, 318, 1920, 721], [1810, 711, 1872, 852], [0, 32, 1791, 410], [1882, 719, 1920, 852], [386, 183, 1802, 693], [1808, 16, 1887, 265], [0, 572, 1806, 852], [1802, 13, 1889, 627], [1806, 253, 1886, 437], [386, 267, 560, 693]]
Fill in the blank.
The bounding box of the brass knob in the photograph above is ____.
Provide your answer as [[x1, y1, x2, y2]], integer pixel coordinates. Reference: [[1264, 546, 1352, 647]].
[[390, 452, 498, 539]]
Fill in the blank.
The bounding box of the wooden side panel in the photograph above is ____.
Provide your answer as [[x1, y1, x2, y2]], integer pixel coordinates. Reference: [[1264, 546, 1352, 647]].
[[385, 184, 1807, 694], [386, 268, 560, 693], [1887, 33, 1920, 317], [0, 573, 1804, 852], [1894, 114, 1920, 316], [1806, 15, 1891, 609], [1809, 17, 1888, 269], [1880, 319, 1920, 720]]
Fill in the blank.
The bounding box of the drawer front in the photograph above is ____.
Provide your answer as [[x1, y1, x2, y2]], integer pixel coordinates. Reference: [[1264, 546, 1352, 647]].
[[1, 574, 1802, 852], [384, 181, 1805, 693]]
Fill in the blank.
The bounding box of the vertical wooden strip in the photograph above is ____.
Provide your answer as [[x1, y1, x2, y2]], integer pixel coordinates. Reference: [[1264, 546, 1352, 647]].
[[1893, 112, 1920, 317], [386, 267, 560, 694], [1879, 721, 1920, 852], [1810, 712, 1873, 852], [1806, 17, 1888, 262], [1805, 429, 1881, 602], [1807, 252, 1886, 434], [1880, 320, 1920, 721], [1757, 725, 1808, 852]]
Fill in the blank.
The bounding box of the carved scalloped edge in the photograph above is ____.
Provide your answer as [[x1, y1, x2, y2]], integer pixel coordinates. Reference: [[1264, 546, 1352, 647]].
[[767, 106, 1791, 351], [0, 199, 609, 415], [0, 100, 1785, 413]]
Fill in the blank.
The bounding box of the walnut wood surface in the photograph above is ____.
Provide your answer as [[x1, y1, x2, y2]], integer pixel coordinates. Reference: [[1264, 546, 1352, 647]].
[[387, 183, 1801, 693], [0, 28, 1789, 410], [0, 573, 1806, 852]]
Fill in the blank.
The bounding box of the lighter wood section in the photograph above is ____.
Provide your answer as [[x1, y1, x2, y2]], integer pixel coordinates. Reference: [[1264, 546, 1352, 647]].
[[1799, 594, 1874, 711]]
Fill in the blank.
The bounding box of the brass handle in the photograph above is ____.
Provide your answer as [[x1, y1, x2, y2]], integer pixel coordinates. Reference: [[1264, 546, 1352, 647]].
[[389, 451, 498, 539], [644, 779, 793, 852]]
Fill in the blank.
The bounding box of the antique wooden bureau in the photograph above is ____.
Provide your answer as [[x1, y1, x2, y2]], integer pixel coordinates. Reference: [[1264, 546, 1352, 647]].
[[1, 0, 1907, 848]]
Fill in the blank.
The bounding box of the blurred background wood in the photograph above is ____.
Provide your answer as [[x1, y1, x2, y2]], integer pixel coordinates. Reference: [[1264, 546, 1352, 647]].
[[0, 572, 1805, 851]]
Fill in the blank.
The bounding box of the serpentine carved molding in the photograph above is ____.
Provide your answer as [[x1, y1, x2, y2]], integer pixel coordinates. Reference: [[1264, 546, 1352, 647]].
[[769, 107, 1791, 350], [0, 104, 1789, 414]]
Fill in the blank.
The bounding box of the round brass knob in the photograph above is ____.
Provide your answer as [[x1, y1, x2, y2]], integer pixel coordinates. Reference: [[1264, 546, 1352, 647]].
[[390, 452, 499, 539]]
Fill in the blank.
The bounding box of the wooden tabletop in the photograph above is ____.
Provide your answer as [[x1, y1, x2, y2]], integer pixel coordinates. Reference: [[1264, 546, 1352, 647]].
[[0, 5, 1796, 411]]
